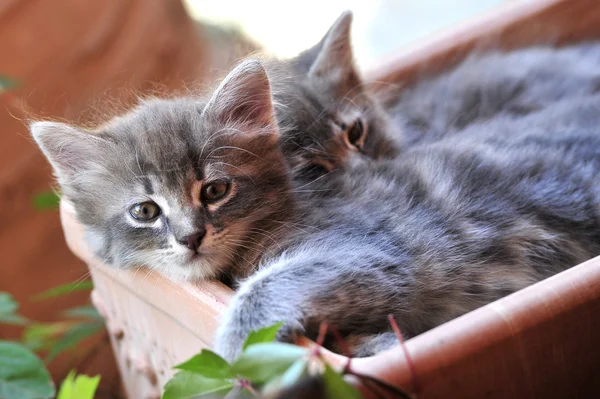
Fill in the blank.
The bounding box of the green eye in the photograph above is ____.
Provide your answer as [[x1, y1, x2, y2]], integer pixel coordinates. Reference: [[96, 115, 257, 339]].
[[202, 181, 230, 203], [129, 202, 161, 221]]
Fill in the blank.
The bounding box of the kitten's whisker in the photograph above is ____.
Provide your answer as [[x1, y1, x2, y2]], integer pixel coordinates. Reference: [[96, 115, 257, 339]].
[[210, 162, 256, 183], [293, 168, 338, 189]]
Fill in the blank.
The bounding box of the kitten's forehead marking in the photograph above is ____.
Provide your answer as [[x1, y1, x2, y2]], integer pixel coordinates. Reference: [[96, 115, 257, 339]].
[[141, 176, 154, 195], [189, 178, 203, 207]]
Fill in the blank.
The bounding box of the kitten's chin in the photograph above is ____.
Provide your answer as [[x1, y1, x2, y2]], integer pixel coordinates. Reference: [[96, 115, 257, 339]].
[[158, 259, 221, 282], [163, 251, 232, 282]]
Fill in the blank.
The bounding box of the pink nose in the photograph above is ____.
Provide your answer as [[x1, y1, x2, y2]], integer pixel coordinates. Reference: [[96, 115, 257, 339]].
[[178, 231, 205, 250]]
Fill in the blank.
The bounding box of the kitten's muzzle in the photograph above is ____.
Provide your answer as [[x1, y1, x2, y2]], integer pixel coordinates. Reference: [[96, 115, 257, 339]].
[[177, 230, 206, 251]]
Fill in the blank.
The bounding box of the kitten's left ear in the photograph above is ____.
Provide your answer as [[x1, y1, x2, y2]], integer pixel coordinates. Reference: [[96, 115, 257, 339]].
[[204, 59, 277, 133], [308, 11, 357, 83], [30, 121, 113, 184]]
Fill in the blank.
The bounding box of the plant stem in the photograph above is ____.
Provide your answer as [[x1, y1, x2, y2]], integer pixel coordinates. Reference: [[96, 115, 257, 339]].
[[388, 314, 420, 395]]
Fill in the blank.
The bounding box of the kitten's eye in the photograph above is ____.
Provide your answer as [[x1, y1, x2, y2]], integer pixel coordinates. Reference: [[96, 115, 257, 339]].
[[346, 119, 365, 148], [129, 202, 161, 221], [202, 181, 230, 203]]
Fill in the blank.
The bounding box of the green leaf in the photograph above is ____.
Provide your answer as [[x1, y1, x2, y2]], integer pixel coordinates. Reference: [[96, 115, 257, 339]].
[[0, 341, 55, 399], [280, 358, 307, 387], [261, 358, 307, 396], [22, 323, 72, 352], [57, 370, 100, 399], [32, 191, 61, 210], [174, 349, 232, 379], [62, 306, 103, 321], [322, 363, 362, 399], [33, 280, 94, 301], [231, 342, 306, 383], [162, 371, 233, 399], [0, 313, 28, 326], [242, 322, 283, 350], [0, 292, 28, 325], [0, 75, 18, 92], [46, 322, 104, 362]]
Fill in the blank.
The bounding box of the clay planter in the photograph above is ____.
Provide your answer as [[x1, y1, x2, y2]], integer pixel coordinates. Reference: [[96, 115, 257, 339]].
[[59, 0, 600, 397]]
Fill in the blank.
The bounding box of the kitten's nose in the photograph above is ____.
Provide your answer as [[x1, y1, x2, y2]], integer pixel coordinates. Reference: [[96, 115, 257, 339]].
[[178, 230, 205, 251]]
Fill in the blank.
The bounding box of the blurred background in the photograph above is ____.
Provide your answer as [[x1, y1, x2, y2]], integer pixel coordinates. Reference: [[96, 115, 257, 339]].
[[184, 0, 511, 69], [0, 0, 513, 397]]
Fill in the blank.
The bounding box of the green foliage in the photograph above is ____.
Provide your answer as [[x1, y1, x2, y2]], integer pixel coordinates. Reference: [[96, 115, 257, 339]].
[[22, 322, 72, 352], [231, 342, 307, 383], [162, 372, 234, 399], [61, 305, 103, 320], [25, 285, 104, 362], [32, 191, 61, 211], [242, 321, 282, 350], [33, 279, 94, 301], [0, 292, 28, 325], [46, 322, 104, 362], [261, 358, 307, 396], [0, 341, 55, 399], [163, 323, 366, 399], [175, 350, 233, 379], [0, 75, 18, 93], [0, 281, 106, 399], [56, 371, 100, 399], [323, 363, 362, 399]]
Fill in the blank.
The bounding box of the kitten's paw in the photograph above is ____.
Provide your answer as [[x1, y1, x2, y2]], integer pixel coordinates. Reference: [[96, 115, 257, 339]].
[[214, 329, 247, 362], [214, 319, 305, 362]]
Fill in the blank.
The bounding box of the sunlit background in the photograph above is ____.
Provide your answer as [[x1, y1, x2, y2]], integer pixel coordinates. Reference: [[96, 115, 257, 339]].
[[184, 0, 515, 69]]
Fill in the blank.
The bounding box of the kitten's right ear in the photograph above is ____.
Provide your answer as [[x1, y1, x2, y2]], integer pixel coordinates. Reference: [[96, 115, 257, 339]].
[[308, 11, 355, 80], [203, 60, 277, 133], [30, 121, 111, 183]]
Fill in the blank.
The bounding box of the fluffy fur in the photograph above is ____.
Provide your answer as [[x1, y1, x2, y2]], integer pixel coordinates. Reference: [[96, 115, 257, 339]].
[[390, 41, 600, 146], [216, 93, 600, 360]]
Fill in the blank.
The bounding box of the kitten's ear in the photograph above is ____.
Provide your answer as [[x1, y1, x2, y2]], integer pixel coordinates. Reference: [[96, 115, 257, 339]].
[[30, 121, 111, 183], [204, 60, 276, 132], [308, 11, 356, 81]]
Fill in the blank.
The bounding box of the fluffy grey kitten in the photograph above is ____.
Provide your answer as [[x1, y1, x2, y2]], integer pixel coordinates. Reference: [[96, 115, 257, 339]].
[[214, 89, 600, 360]]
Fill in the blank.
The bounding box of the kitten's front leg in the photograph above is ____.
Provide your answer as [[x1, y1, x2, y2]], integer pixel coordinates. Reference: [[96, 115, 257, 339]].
[[214, 260, 308, 361], [214, 249, 411, 361]]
